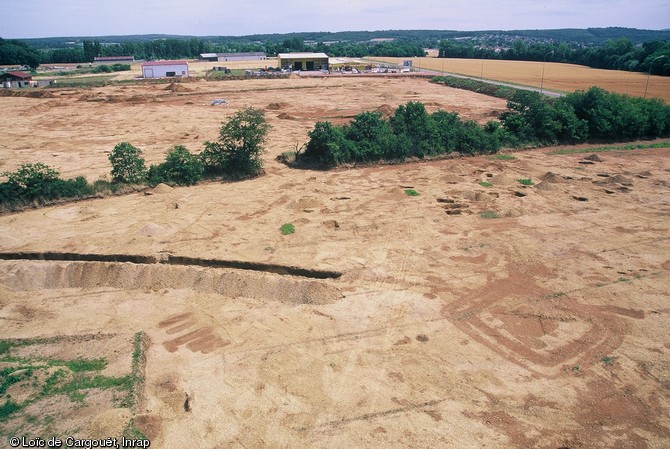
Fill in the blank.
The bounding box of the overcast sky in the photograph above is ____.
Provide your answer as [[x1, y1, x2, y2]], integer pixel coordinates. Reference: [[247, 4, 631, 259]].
[[2, 0, 669, 39]]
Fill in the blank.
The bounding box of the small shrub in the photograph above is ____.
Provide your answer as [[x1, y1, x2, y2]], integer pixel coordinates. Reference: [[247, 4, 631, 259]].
[[280, 223, 295, 235], [517, 178, 533, 186], [601, 356, 615, 366], [0, 398, 21, 421], [404, 189, 420, 196], [479, 181, 493, 187], [277, 151, 297, 164], [148, 145, 204, 186], [491, 154, 517, 160], [480, 210, 500, 219]]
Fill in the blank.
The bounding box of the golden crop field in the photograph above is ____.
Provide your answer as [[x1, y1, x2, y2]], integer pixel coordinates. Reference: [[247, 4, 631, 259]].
[[372, 57, 670, 102]]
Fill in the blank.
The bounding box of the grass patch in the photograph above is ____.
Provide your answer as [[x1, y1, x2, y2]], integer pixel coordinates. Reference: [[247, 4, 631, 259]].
[[542, 291, 566, 300], [601, 356, 615, 366], [490, 154, 517, 160], [479, 181, 493, 187], [0, 399, 21, 422], [479, 210, 500, 219], [65, 358, 107, 372], [0, 332, 148, 433], [0, 342, 10, 355], [516, 178, 533, 186], [549, 142, 669, 155], [48, 75, 116, 88], [280, 223, 295, 235], [404, 189, 420, 196]]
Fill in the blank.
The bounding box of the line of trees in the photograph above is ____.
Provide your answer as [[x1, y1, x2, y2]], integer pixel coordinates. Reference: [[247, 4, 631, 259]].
[[300, 102, 505, 166], [0, 108, 270, 211], [298, 87, 670, 166], [439, 37, 670, 76]]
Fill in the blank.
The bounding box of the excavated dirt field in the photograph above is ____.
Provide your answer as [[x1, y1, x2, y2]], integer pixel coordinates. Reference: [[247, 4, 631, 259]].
[[1, 76, 670, 448]]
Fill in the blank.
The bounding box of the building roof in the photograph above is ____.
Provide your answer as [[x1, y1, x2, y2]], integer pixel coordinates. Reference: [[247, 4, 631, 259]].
[[200, 53, 218, 58], [141, 60, 189, 67], [4, 71, 32, 79], [278, 52, 329, 59], [218, 52, 266, 57], [94, 56, 134, 61]]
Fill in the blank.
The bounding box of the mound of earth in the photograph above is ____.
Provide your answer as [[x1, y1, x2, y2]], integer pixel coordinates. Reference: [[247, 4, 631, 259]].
[[153, 183, 174, 194], [490, 173, 516, 186], [534, 181, 554, 191], [375, 104, 395, 117], [442, 174, 462, 184], [0, 260, 343, 305], [584, 154, 603, 162], [540, 172, 565, 183], [444, 163, 472, 175], [277, 112, 297, 120], [266, 102, 289, 110], [164, 83, 192, 92], [595, 174, 634, 186], [502, 207, 525, 218]]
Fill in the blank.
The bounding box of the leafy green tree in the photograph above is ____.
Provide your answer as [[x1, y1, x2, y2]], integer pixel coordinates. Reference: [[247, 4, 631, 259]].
[[390, 102, 437, 156], [304, 121, 352, 165], [201, 108, 271, 177], [0, 163, 93, 207], [108, 142, 147, 184], [3, 163, 60, 199], [0, 38, 40, 69], [148, 145, 204, 186]]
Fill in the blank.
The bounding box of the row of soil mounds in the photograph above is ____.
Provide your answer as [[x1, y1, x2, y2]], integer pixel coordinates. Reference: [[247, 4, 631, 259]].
[[0, 259, 342, 305], [0, 251, 341, 279]]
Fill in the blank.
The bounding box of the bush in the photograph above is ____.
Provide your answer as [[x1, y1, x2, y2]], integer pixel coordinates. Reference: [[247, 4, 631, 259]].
[[108, 142, 147, 184], [303, 121, 354, 166], [2, 162, 60, 199], [500, 86, 670, 145], [0, 163, 94, 208], [201, 107, 270, 178], [148, 145, 204, 186], [300, 102, 502, 166]]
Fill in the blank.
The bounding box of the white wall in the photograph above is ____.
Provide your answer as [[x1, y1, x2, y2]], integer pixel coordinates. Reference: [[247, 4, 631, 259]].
[[142, 64, 189, 78]]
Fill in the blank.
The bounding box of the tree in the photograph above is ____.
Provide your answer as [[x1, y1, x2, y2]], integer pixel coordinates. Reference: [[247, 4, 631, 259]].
[[108, 142, 147, 184], [148, 145, 204, 186], [3, 163, 60, 199], [201, 108, 270, 178], [390, 102, 437, 156]]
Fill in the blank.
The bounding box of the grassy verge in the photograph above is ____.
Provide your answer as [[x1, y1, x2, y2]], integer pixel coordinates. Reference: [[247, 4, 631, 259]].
[[431, 75, 520, 100], [0, 332, 148, 440], [548, 142, 670, 155]]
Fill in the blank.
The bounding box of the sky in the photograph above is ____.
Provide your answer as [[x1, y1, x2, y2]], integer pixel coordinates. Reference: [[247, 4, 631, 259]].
[[1, 0, 669, 39]]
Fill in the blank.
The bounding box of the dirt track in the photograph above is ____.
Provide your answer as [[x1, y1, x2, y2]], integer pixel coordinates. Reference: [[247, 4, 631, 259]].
[[1, 76, 670, 448]]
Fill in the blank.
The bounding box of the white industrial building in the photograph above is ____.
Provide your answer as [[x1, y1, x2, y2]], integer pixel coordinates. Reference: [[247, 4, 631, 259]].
[[141, 60, 189, 78], [199, 52, 267, 62]]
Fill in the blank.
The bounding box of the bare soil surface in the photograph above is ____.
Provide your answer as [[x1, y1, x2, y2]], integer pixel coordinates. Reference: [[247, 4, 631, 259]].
[[1, 76, 670, 448]]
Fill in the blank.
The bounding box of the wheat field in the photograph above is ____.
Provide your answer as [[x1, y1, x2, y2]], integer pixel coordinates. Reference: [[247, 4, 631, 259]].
[[371, 57, 670, 102]]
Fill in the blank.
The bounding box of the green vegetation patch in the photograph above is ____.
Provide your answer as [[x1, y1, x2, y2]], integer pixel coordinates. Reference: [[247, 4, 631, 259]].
[[517, 178, 534, 186], [404, 189, 420, 196], [280, 223, 295, 235], [490, 153, 517, 160], [479, 210, 500, 219], [0, 332, 147, 438], [479, 181, 493, 187], [549, 142, 670, 155]]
